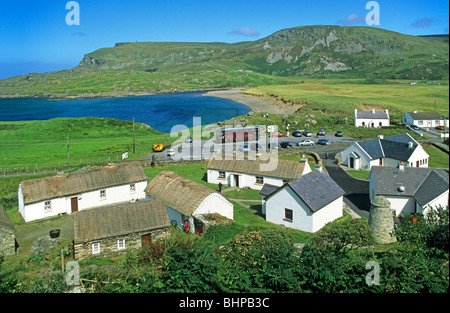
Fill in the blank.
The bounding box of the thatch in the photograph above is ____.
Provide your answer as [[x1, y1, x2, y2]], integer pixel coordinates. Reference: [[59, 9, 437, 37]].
[[145, 171, 216, 217], [73, 199, 169, 244], [207, 154, 308, 180], [0, 205, 15, 232], [20, 162, 147, 205]]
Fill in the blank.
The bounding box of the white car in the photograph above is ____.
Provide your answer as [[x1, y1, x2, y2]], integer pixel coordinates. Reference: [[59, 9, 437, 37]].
[[297, 139, 314, 146], [167, 149, 175, 156]]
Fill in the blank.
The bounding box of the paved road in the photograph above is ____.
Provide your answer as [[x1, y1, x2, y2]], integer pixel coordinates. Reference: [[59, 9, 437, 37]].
[[322, 153, 370, 219]]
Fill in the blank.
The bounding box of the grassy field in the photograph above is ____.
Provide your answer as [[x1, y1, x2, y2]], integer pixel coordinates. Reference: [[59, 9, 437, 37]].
[[0, 117, 174, 172], [243, 79, 449, 116]]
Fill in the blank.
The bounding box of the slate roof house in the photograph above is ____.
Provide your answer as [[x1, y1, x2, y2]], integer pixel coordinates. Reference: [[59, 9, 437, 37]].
[[340, 133, 429, 170], [207, 154, 311, 190], [354, 109, 390, 128], [145, 171, 233, 234], [261, 170, 345, 233], [18, 162, 148, 222], [402, 111, 448, 128], [73, 199, 170, 260], [369, 164, 449, 216], [0, 205, 16, 256]]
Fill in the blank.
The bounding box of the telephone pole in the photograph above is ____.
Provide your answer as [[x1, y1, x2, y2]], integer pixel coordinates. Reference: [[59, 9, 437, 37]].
[[67, 136, 70, 166], [132, 117, 135, 154]]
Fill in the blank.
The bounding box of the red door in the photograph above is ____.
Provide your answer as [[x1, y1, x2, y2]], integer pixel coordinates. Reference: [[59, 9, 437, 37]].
[[141, 234, 152, 247], [71, 197, 78, 213]]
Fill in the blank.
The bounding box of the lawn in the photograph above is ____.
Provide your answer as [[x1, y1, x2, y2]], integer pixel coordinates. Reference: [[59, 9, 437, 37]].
[[0, 117, 174, 172], [423, 144, 450, 168]]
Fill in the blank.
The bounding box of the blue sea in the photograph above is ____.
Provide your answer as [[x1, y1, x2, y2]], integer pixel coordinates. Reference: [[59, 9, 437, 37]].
[[0, 92, 251, 133]]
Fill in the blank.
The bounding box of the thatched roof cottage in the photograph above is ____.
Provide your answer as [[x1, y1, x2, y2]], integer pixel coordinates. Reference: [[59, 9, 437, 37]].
[[18, 162, 148, 222], [145, 171, 233, 234]]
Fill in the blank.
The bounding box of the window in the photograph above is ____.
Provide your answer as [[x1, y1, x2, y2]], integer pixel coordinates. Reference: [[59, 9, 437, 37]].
[[92, 242, 100, 254], [100, 189, 106, 199], [418, 120, 423, 126], [117, 239, 126, 250], [130, 183, 136, 193], [255, 176, 264, 184], [44, 201, 51, 212], [284, 208, 293, 221], [218, 171, 226, 179]]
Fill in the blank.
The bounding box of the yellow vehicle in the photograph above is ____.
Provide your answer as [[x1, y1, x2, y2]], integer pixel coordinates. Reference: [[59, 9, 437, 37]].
[[153, 144, 164, 152]]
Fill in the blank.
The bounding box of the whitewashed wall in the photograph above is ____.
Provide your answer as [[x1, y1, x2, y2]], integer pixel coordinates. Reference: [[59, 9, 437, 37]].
[[194, 193, 234, 220]]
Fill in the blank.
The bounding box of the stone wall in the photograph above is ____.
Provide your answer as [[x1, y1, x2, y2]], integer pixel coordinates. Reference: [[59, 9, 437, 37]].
[[74, 228, 170, 260], [0, 227, 16, 256]]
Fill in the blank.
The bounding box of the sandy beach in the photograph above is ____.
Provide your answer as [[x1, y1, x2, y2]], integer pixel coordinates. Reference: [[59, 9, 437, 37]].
[[203, 88, 286, 114]]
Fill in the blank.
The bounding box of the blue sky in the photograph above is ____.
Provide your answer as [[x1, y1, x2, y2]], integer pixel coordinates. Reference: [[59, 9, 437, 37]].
[[0, 0, 448, 79]]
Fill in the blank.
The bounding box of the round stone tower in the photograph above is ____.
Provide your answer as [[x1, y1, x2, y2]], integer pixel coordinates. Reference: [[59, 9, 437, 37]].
[[368, 196, 397, 244]]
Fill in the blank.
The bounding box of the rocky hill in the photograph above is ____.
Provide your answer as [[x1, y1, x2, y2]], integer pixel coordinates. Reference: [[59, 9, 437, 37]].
[[0, 25, 448, 97]]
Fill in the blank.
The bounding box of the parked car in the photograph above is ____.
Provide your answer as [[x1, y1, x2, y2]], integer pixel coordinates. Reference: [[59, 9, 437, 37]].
[[185, 136, 192, 143], [297, 139, 314, 146], [410, 125, 420, 130], [272, 131, 286, 137], [317, 139, 330, 145], [280, 141, 293, 148], [435, 125, 445, 130], [268, 143, 280, 150], [167, 149, 175, 156], [335, 130, 343, 137], [250, 143, 263, 151], [303, 130, 312, 137], [318, 128, 326, 136], [239, 144, 250, 152], [292, 130, 303, 137]]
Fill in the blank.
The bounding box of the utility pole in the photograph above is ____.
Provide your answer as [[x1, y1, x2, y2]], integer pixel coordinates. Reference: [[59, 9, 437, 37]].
[[132, 117, 135, 154], [67, 136, 70, 166]]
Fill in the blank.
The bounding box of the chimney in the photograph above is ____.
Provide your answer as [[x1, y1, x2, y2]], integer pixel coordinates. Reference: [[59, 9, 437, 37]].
[[377, 134, 384, 140], [398, 161, 405, 171]]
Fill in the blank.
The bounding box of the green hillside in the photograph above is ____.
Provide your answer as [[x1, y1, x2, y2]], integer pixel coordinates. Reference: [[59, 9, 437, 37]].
[[0, 25, 448, 97]]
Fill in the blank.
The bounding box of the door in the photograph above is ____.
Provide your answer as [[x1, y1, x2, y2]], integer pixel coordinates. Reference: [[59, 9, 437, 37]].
[[71, 197, 78, 213], [141, 233, 152, 247], [349, 157, 355, 169], [234, 175, 239, 188]]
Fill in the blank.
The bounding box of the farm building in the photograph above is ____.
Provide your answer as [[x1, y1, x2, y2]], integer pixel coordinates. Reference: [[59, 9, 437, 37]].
[[354, 109, 390, 128], [340, 133, 429, 171], [73, 199, 170, 260], [0, 205, 16, 256], [18, 162, 148, 222], [145, 171, 233, 234], [207, 154, 311, 190], [262, 170, 345, 233], [402, 111, 449, 128], [369, 164, 449, 217]]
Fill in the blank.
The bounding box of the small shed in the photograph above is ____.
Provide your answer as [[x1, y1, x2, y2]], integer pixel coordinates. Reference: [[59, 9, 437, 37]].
[[145, 171, 233, 234], [73, 199, 170, 260], [0, 205, 16, 256]]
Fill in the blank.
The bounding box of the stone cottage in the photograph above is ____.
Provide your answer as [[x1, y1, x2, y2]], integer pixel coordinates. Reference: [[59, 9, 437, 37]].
[[0, 205, 16, 256], [73, 199, 170, 260]]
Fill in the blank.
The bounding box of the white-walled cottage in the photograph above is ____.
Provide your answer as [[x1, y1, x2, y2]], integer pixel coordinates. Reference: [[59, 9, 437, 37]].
[[402, 111, 448, 128], [369, 164, 449, 217], [207, 155, 311, 190], [354, 109, 390, 128], [340, 133, 429, 171], [145, 171, 233, 234], [262, 170, 345, 233], [18, 162, 148, 222]]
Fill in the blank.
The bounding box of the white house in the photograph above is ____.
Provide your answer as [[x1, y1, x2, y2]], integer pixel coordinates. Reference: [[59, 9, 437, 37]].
[[354, 109, 390, 128], [207, 155, 311, 190], [18, 162, 148, 222], [145, 170, 233, 234], [340, 133, 429, 171], [369, 164, 449, 216], [402, 111, 449, 128], [262, 170, 345, 233]]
